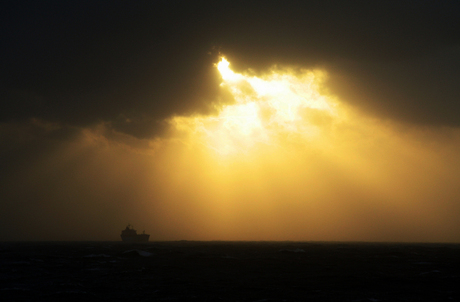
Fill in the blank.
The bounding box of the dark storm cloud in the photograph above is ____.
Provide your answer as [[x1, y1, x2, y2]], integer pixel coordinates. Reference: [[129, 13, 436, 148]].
[[1, 0, 459, 137]]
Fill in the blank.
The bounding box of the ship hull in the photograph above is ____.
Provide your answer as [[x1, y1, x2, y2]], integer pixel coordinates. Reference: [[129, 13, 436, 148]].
[[120, 234, 150, 243]]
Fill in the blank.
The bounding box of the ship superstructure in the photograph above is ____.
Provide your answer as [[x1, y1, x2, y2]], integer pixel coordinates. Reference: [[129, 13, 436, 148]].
[[120, 224, 149, 242]]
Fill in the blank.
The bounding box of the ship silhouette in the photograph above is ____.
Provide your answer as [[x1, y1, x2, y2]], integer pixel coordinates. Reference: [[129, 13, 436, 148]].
[[120, 224, 150, 242]]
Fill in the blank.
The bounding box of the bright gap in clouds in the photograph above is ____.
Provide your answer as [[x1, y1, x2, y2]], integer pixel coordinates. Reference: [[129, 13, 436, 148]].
[[170, 57, 338, 156]]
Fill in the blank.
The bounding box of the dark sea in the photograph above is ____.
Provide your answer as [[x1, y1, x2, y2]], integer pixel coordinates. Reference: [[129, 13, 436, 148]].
[[1, 241, 459, 301]]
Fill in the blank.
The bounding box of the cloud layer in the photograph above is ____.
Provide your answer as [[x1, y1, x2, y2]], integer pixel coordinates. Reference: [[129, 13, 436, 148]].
[[1, 1, 459, 135]]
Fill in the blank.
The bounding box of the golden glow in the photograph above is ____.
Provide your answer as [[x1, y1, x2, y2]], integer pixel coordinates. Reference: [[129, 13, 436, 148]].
[[151, 57, 460, 242], [172, 57, 338, 155]]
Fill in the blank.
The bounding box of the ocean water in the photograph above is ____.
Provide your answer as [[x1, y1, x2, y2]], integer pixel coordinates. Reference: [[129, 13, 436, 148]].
[[1, 241, 459, 301]]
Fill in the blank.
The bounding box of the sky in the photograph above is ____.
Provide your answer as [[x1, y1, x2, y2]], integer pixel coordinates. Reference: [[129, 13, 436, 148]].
[[1, 0, 460, 241]]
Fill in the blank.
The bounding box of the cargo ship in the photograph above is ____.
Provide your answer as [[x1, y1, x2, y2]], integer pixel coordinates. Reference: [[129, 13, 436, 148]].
[[120, 224, 150, 242]]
